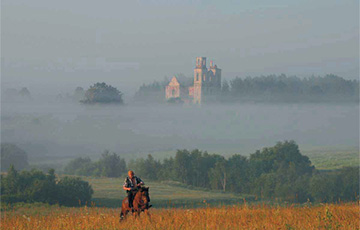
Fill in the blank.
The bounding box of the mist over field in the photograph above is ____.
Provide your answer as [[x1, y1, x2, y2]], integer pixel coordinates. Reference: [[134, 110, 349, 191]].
[[2, 0, 359, 97], [2, 97, 358, 165], [2, 0, 358, 166], [1, 2, 360, 229]]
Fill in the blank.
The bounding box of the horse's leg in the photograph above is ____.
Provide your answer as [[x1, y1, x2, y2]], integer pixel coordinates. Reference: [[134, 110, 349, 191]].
[[136, 209, 141, 219], [120, 207, 130, 222], [144, 209, 151, 222], [133, 205, 141, 219], [120, 209, 124, 222], [120, 208, 126, 222]]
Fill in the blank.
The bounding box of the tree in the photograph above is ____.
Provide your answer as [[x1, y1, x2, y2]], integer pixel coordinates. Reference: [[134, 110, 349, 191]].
[[1, 143, 29, 172], [227, 74, 358, 103], [19, 87, 31, 98], [310, 167, 360, 202], [338, 167, 359, 201], [73, 87, 85, 101], [81, 82, 123, 104], [227, 154, 249, 193], [209, 158, 227, 192], [128, 154, 161, 180], [249, 141, 314, 202], [57, 177, 93, 206], [309, 173, 338, 202], [98, 150, 126, 177], [173, 150, 192, 184], [23, 169, 58, 204], [63, 157, 93, 176], [2, 165, 19, 194], [1, 167, 93, 206], [221, 80, 230, 96]]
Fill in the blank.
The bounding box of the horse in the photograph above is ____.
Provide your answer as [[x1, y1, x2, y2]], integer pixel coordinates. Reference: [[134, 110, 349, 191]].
[[120, 186, 152, 221]]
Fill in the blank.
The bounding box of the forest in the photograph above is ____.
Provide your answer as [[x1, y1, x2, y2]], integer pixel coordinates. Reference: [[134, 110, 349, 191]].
[[62, 141, 359, 204], [2, 141, 358, 207], [135, 74, 359, 103]]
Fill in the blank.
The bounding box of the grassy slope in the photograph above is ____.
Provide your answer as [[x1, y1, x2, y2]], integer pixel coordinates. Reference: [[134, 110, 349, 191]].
[[302, 146, 359, 170], [84, 177, 251, 208]]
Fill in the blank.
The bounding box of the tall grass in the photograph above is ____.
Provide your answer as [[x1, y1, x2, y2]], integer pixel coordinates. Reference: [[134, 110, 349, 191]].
[[1, 203, 358, 229]]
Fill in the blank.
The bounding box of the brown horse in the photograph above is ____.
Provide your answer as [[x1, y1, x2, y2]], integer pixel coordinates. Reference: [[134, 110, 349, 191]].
[[120, 187, 152, 221]]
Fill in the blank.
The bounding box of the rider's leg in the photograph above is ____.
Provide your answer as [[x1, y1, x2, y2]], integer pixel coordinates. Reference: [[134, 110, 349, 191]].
[[127, 191, 133, 208]]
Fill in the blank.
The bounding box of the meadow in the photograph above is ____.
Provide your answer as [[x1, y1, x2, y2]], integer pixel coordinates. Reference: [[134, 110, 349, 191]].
[[86, 177, 251, 208], [302, 146, 359, 170], [2, 147, 359, 229], [2, 202, 359, 229]]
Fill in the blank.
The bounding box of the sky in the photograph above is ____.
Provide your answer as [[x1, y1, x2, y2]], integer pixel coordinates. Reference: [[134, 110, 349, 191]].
[[1, 0, 359, 97]]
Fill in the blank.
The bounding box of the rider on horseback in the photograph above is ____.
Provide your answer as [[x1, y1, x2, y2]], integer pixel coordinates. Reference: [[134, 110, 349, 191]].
[[123, 170, 144, 209]]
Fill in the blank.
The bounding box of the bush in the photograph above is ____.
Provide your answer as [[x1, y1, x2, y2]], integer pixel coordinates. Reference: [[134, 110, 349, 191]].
[[1, 143, 29, 172], [57, 177, 93, 206], [0, 167, 93, 207]]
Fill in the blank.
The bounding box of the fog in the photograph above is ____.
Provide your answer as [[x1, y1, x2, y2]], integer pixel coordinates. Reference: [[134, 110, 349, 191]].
[[1, 0, 359, 167], [2, 0, 359, 97], [1, 98, 358, 166]]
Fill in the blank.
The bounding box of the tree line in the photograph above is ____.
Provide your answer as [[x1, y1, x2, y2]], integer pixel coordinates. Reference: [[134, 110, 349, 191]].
[[134, 74, 359, 103], [64, 141, 359, 203], [63, 150, 126, 177], [1, 166, 93, 206], [224, 74, 358, 102]]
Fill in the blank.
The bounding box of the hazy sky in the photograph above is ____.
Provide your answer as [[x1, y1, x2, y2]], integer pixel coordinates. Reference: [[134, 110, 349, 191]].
[[2, 0, 359, 97]]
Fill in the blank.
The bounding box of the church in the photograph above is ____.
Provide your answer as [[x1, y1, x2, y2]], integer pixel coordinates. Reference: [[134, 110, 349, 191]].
[[165, 57, 221, 104]]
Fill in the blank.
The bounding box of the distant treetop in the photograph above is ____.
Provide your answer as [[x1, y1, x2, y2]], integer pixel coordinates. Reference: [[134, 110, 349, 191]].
[[81, 82, 123, 104]]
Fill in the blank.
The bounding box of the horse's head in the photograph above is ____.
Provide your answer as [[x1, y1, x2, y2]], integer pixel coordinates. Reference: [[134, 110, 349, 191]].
[[139, 187, 150, 207]]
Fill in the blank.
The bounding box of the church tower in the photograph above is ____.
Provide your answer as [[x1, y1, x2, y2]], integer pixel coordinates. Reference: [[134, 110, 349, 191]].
[[193, 57, 207, 104]]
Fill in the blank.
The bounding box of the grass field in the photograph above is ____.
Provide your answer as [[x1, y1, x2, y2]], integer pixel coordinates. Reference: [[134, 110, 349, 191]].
[[2, 203, 359, 229], [85, 177, 251, 208], [4, 146, 358, 229], [302, 146, 359, 170]]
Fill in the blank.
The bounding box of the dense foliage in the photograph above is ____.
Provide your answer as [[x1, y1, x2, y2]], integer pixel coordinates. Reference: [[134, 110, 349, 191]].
[[135, 74, 358, 103], [64, 150, 126, 177], [1, 166, 93, 206], [134, 81, 166, 103], [81, 82, 123, 104], [226, 74, 358, 102], [127, 141, 359, 203], [62, 141, 359, 203], [1, 143, 29, 172], [309, 167, 359, 203]]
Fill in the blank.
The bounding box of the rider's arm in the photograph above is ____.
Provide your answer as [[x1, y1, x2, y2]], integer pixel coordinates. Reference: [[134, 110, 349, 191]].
[[137, 182, 144, 187], [123, 178, 132, 191], [136, 177, 144, 187]]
